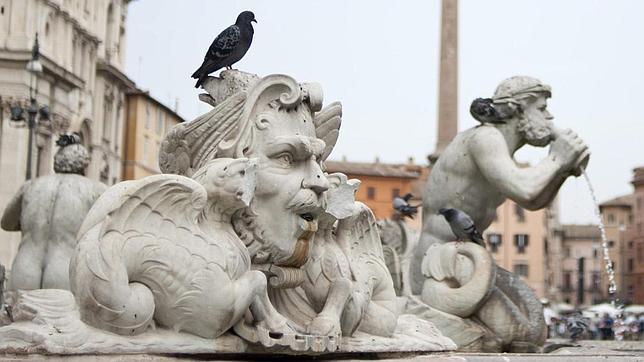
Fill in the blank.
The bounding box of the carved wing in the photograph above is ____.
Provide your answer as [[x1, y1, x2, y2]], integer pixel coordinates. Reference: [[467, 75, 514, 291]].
[[158, 92, 247, 176], [335, 202, 386, 264], [79, 174, 208, 243], [314, 101, 342, 162]]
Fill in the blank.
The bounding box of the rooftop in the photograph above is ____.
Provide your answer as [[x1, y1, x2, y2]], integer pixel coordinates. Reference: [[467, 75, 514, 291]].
[[324, 160, 422, 179], [599, 194, 634, 208], [561, 224, 601, 240]]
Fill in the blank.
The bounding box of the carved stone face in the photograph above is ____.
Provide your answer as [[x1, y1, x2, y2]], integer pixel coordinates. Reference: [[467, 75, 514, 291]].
[[243, 105, 329, 267], [517, 94, 555, 147]]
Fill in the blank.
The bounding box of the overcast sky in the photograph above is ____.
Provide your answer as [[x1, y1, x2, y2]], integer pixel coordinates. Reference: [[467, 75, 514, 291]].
[[125, 0, 644, 224]]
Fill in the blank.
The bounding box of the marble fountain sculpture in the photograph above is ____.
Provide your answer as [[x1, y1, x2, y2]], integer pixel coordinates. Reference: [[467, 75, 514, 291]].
[[407, 76, 590, 352], [0, 71, 455, 355], [0, 72, 588, 356]]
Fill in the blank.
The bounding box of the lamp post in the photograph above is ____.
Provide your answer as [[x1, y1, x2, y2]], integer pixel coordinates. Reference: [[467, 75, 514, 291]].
[[8, 33, 49, 180]]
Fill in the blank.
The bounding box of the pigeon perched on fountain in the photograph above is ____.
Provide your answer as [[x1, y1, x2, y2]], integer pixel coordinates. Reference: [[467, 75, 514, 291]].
[[55, 133, 82, 147], [469, 97, 506, 124], [393, 193, 419, 219], [566, 311, 589, 342], [191, 11, 257, 88], [438, 208, 485, 246]]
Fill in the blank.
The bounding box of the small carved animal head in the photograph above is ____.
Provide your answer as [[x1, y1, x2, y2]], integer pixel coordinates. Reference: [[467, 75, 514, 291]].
[[192, 158, 257, 211]]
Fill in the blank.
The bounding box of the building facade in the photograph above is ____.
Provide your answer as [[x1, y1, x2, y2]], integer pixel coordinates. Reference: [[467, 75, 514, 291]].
[[0, 0, 133, 267], [123, 91, 185, 180], [598, 166, 644, 304], [558, 224, 603, 306], [627, 167, 644, 303], [598, 194, 634, 303], [483, 200, 549, 299]]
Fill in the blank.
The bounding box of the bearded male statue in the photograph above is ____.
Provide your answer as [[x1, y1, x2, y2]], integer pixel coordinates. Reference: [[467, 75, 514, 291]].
[[409, 76, 589, 351]]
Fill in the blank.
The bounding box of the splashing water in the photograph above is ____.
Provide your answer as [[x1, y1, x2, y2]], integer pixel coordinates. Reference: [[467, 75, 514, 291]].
[[582, 170, 625, 322]]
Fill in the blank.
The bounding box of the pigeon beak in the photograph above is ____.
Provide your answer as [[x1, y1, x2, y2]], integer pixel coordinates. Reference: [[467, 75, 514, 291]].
[[252, 18, 257, 23]]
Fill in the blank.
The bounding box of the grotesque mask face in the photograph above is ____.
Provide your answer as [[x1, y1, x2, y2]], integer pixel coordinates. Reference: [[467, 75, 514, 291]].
[[236, 104, 329, 267], [517, 94, 555, 147]]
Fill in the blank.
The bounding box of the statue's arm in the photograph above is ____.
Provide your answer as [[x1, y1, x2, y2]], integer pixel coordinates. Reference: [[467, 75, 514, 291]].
[[469, 129, 565, 210], [1, 183, 29, 231]]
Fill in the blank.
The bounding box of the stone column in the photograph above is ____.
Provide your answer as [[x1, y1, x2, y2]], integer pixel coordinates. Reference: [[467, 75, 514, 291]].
[[431, 0, 458, 162]]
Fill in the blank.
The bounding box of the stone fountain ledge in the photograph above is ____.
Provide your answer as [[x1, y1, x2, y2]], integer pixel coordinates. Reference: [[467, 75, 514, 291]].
[[0, 290, 456, 356]]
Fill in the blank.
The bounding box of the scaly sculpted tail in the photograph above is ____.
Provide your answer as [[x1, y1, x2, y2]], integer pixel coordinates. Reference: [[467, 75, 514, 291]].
[[69, 224, 155, 335]]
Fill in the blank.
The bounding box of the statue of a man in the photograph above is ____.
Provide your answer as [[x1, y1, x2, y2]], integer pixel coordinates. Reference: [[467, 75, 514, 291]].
[[410, 76, 589, 350], [1, 134, 106, 290]]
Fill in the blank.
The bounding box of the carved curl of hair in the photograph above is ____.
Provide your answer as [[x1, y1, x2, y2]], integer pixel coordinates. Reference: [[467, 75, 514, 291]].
[[54, 143, 90, 174], [217, 74, 323, 159]]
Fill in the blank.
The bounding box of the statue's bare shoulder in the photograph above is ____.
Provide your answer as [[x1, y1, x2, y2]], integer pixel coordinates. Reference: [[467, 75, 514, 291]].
[[468, 125, 508, 156]]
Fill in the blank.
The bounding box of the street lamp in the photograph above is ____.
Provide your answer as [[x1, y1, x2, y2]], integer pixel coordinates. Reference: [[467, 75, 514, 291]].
[[8, 33, 50, 180]]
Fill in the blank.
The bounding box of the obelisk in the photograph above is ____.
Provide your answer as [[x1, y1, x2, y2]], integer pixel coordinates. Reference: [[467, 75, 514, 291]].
[[430, 0, 458, 163]]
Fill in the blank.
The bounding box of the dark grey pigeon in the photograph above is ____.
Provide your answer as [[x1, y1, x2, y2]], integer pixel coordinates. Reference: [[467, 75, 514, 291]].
[[192, 11, 257, 88], [438, 208, 485, 246], [393, 193, 419, 219], [469, 97, 506, 124]]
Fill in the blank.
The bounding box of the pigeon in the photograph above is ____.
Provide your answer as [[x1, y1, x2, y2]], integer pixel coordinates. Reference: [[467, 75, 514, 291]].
[[438, 208, 485, 246], [469, 97, 506, 124], [56, 133, 81, 147], [393, 193, 419, 219], [566, 311, 589, 342], [191, 11, 257, 88]]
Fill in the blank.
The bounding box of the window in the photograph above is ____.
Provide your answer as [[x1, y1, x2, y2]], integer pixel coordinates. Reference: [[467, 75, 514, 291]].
[[608, 240, 615, 248], [514, 234, 529, 253], [591, 272, 601, 290], [392, 188, 400, 198], [514, 264, 529, 277], [593, 248, 599, 259], [564, 247, 571, 258], [563, 271, 572, 290], [156, 109, 164, 134], [628, 241, 634, 249], [143, 136, 149, 162], [514, 204, 525, 222], [487, 233, 502, 253], [367, 187, 375, 200], [628, 258, 634, 272], [607, 213, 615, 225], [145, 103, 151, 129]]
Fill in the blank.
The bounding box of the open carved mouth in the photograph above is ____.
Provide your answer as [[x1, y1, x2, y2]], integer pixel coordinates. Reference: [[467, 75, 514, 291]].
[[299, 213, 315, 222]]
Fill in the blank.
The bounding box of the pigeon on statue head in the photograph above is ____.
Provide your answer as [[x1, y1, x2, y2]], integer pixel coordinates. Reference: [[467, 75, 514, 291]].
[[438, 207, 485, 246], [192, 11, 257, 88]]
